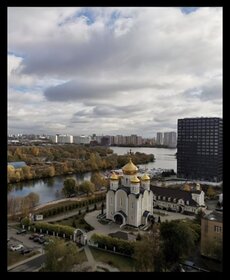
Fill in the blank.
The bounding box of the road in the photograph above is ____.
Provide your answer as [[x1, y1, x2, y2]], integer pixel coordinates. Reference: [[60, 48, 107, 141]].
[[8, 255, 46, 272]]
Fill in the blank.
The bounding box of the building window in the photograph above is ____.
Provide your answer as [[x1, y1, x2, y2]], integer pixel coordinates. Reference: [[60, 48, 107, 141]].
[[214, 226, 222, 233]]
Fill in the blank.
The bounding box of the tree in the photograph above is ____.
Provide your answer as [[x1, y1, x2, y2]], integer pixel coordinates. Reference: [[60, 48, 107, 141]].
[[195, 208, 205, 224], [47, 166, 55, 177], [183, 184, 191, 192], [90, 172, 107, 190], [31, 146, 39, 156], [79, 181, 95, 196], [206, 186, 216, 199], [62, 178, 77, 197], [134, 228, 162, 272], [21, 166, 33, 180], [160, 220, 196, 269], [43, 239, 80, 271], [26, 192, 40, 208]]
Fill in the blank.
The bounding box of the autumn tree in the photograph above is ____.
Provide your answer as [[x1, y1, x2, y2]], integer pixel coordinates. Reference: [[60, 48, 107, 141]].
[[183, 184, 191, 192], [31, 146, 39, 156], [21, 166, 33, 180], [90, 172, 107, 190], [47, 166, 55, 177], [43, 239, 80, 271], [26, 192, 40, 208], [206, 186, 216, 199], [79, 181, 95, 196], [62, 178, 77, 197]]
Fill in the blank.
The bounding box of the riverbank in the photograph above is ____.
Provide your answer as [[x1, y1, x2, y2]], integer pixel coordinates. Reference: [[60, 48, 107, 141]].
[[8, 145, 155, 184]]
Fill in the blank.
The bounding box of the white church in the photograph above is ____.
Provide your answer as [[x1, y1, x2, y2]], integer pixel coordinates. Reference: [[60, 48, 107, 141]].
[[106, 158, 154, 227]]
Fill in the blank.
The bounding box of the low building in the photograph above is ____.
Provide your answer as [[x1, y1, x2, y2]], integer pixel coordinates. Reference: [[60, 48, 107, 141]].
[[150, 184, 205, 214], [201, 211, 223, 260]]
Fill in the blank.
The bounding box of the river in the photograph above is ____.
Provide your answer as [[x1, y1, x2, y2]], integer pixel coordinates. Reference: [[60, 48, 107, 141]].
[[8, 147, 177, 205]]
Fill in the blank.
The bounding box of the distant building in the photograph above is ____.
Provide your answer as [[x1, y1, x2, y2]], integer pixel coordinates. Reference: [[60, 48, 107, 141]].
[[156, 132, 164, 145], [150, 183, 205, 214], [177, 117, 223, 182], [101, 136, 110, 146], [73, 135, 91, 145], [201, 211, 223, 260], [50, 135, 58, 143], [163, 132, 177, 148], [58, 134, 73, 144]]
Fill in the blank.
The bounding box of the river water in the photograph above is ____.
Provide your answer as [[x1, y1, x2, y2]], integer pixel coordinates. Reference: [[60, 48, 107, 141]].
[[8, 147, 177, 205]]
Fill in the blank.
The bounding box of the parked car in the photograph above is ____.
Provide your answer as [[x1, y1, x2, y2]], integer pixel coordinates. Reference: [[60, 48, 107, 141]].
[[16, 229, 27, 234], [38, 238, 46, 244], [10, 244, 24, 251], [29, 233, 40, 240], [20, 248, 32, 255]]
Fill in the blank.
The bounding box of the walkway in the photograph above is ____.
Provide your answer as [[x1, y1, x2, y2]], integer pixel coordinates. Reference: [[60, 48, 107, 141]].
[[84, 210, 121, 239], [83, 245, 119, 272]]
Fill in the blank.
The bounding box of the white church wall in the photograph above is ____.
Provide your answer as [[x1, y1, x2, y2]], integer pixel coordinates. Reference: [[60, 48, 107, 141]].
[[128, 194, 137, 226], [116, 189, 128, 215], [106, 190, 115, 220]]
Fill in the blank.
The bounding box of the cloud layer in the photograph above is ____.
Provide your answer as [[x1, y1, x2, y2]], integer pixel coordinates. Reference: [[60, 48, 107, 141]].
[[8, 7, 222, 137]]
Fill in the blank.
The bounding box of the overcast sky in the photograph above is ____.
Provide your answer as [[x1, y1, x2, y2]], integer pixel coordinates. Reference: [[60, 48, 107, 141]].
[[8, 7, 222, 137]]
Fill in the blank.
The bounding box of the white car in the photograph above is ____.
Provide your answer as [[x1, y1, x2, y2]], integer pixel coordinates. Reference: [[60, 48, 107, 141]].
[[10, 244, 24, 251]]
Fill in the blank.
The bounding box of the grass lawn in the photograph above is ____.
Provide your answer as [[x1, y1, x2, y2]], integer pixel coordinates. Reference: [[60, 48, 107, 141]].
[[90, 247, 135, 272], [7, 250, 40, 267]]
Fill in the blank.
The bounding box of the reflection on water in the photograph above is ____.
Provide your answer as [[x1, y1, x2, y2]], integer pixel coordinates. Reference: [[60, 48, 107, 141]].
[[8, 147, 177, 205], [8, 172, 91, 205]]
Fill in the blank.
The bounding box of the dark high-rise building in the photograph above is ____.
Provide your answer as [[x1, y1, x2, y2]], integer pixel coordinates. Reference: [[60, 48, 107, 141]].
[[177, 117, 223, 182]]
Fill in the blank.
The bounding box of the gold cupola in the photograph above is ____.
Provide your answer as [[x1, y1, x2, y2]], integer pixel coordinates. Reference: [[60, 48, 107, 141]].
[[110, 172, 119, 180], [122, 158, 138, 175], [130, 175, 140, 183], [141, 174, 150, 181]]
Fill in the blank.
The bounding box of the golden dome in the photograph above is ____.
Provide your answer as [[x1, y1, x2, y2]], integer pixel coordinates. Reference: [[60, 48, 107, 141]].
[[110, 172, 119, 180], [131, 175, 140, 183], [141, 174, 150, 181], [122, 158, 138, 175]]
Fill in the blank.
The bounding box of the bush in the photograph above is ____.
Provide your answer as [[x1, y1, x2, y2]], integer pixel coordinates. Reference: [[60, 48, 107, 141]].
[[91, 233, 135, 256]]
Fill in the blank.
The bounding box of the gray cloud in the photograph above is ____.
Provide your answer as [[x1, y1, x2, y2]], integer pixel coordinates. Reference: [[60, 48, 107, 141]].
[[183, 80, 222, 101], [8, 7, 222, 137], [44, 79, 168, 102]]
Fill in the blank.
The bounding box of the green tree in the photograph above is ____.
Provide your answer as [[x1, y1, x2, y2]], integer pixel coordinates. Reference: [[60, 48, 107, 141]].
[[79, 181, 95, 196], [160, 220, 196, 269], [134, 228, 161, 272], [195, 208, 205, 224], [43, 239, 80, 271], [62, 178, 77, 197]]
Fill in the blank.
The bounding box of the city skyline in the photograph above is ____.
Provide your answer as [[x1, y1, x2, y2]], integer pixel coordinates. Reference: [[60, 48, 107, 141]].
[[8, 7, 222, 137]]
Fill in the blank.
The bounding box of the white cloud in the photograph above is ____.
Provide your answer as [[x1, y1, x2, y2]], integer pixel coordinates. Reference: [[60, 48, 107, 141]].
[[8, 7, 222, 137]]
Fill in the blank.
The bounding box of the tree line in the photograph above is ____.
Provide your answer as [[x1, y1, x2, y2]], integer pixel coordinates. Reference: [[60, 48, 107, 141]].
[[8, 145, 154, 184]]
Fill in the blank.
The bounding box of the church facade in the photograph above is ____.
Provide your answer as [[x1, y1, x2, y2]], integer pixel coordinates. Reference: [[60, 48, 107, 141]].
[[106, 158, 153, 227]]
